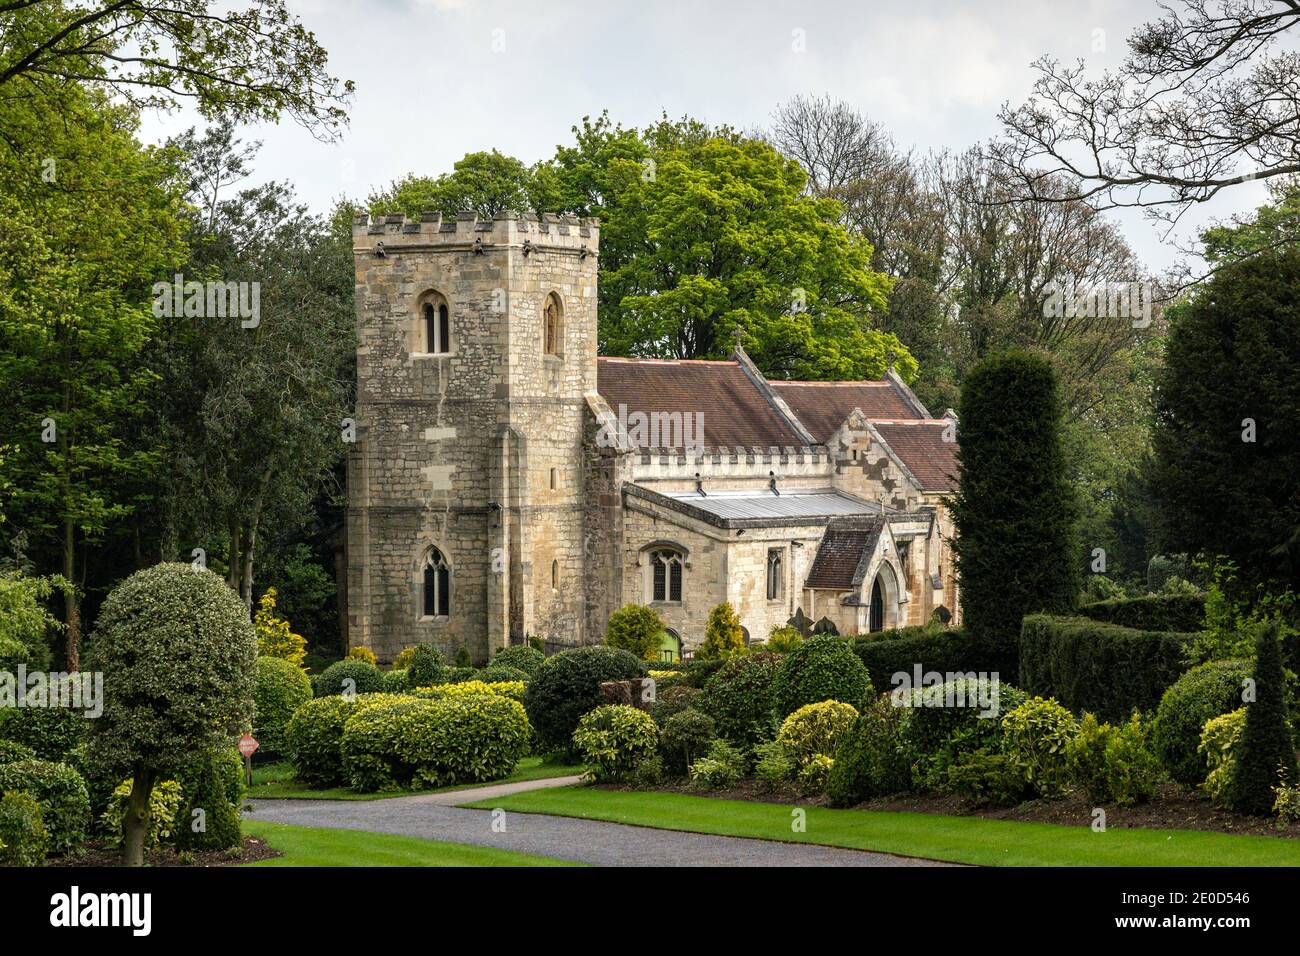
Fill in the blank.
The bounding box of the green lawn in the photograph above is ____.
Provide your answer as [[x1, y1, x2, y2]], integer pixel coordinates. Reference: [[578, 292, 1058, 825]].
[[462, 787, 1300, 867], [249, 755, 582, 801], [242, 820, 579, 867]]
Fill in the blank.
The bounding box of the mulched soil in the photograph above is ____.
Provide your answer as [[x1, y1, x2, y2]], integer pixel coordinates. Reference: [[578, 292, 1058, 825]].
[[627, 779, 1300, 840], [42, 835, 280, 868]]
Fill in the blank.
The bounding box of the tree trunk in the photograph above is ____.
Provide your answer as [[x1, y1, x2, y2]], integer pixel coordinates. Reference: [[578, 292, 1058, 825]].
[[62, 515, 80, 672], [239, 469, 273, 612], [228, 520, 241, 590], [123, 768, 155, 867]]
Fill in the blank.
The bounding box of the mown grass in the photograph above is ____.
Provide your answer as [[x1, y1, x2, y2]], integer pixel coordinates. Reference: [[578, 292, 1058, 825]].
[[248, 755, 582, 801], [462, 786, 1300, 867]]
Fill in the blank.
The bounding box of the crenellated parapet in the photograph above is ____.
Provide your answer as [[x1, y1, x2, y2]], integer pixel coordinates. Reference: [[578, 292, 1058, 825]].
[[352, 211, 600, 256]]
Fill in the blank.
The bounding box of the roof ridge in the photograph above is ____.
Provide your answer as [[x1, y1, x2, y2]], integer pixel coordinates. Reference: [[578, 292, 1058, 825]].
[[597, 355, 739, 366]]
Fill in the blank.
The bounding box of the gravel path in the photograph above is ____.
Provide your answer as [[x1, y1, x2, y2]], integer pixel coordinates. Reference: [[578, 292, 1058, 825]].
[[246, 789, 950, 867]]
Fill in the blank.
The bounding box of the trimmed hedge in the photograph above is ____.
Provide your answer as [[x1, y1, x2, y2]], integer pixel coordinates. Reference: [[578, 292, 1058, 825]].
[[852, 627, 1020, 689], [0, 689, 90, 761], [413, 679, 527, 704], [1019, 615, 1194, 721], [285, 695, 359, 787], [404, 644, 446, 688], [0, 759, 89, 855], [523, 646, 647, 756], [254, 657, 313, 755], [0, 739, 37, 764], [1153, 658, 1253, 786], [1077, 593, 1206, 633]]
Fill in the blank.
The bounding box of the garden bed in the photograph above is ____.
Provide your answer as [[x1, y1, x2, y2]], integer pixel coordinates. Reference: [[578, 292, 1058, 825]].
[[41, 835, 281, 867]]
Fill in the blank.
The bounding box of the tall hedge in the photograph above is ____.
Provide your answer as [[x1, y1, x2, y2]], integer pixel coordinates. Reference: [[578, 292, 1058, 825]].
[[1019, 615, 1193, 721], [1229, 624, 1297, 815], [949, 353, 1079, 648], [851, 627, 1020, 688], [1076, 593, 1206, 633]]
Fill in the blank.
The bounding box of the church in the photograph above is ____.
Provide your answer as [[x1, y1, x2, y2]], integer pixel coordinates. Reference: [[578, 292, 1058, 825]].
[[346, 210, 961, 664]]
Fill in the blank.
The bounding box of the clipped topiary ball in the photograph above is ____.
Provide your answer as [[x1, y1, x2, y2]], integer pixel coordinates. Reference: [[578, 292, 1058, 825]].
[[697, 652, 783, 748], [1154, 658, 1253, 786], [490, 644, 546, 677], [315, 659, 384, 697], [772, 635, 872, 716], [523, 646, 648, 757], [403, 644, 445, 689]]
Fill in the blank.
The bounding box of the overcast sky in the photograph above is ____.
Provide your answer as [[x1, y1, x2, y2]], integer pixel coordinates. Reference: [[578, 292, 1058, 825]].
[[141, 0, 1271, 271]]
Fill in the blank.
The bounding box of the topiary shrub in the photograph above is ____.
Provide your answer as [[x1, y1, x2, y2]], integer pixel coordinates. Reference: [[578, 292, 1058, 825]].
[[999, 696, 1079, 796], [1228, 624, 1297, 815], [523, 646, 648, 757], [0, 680, 91, 761], [285, 695, 359, 787], [102, 778, 183, 850], [605, 604, 666, 661], [0, 758, 89, 855], [1066, 711, 1163, 806], [697, 652, 783, 748], [648, 685, 701, 726], [490, 644, 546, 677], [338, 696, 426, 792], [176, 745, 244, 816], [773, 635, 871, 716], [85, 563, 257, 866], [434, 666, 478, 685], [0, 791, 47, 866], [0, 739, 37, 765], [696, 602, 746, 660], [1153, 658, 1253, 786], [826, 696, 913, 807], [572, 704, 659, 782], [453, 645, 474, 668], [659, 708, 717, 777], [382, 669, 410, 693], [403, 643, 445, 689], [688, 739, 746, 790], [254, 657, 313, 756], [315, 659, 384, 697], [175, 757, 241, 851], [776, 700, 859, 775]]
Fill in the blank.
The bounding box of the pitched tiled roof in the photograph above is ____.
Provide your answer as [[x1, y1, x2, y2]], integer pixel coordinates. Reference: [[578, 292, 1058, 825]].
[[770, 381, 923, 442], [805, 516, 884, 590], [596, 357, 804, 449], [874, 421, 959, 492]]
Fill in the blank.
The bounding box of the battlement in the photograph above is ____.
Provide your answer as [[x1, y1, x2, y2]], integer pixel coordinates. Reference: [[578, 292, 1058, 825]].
[[352, 211, 600, 255]]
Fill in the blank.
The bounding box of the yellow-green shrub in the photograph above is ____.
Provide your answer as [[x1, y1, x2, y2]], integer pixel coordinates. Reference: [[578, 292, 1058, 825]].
[[413, 679, 527, 704], [346, 646, 378, 665], [101, 778, 183, 849], [254, 587, 307, 666], [1199, 707, 1247, 804], [572, 705, 659, 782], [776, 700, 858, 773]]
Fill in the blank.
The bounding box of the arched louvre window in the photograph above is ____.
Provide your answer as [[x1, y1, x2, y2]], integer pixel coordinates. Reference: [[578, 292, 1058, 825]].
[[423, 548, 451, 617], [421, 299, 450, 354], [767, 549, 783, 600], [651, 549, 683, 603]]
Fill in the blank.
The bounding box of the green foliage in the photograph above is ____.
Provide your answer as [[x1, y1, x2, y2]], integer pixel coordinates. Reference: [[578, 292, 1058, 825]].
[[254, 656, 313, 755], [752, 740, 792, 788], [1151, 242, 1300, 590], [369, 150, 551, 219], [1082, 574, 1127, 603], [0, 759, 89, 855], [0, 682, 90, 760], [285, 695, 357, 787], [826, 696, 913, 807], [605, 604, 666, 661], [776, 700, 859, 775], [696, 652, 783, 748], [102, 778, 183, 850], [697, 603, 746, 661], [659, 708, 717, 777], [1153, 658, 1254, 786], [1076, 594, 1206, 633], [943, 750, 1030, 807], [85, 564, 257, 784], [1066, 712, 1163, 806], [851, 626, 1020, 688], [647, 685, 701, 726], [765, 626, 803, 654], [381, 669, 410, 693], [572, 705, 659, 782], [453, 645, 474, 669], [490, 644, 546, 677], [346, 646, 378, 665], [412, 679, 527, 704], [950, 352, 1080, 646], [1228, 625, 1297, 815], [797, 753, 836, 794], [999, 697, 1078, 797], [688, 739, 747, 790], [477, 666, 530, 685], [773, 634, 872, 715], [1199, 708, 1246, 805], [175, 758, 241, 851], [0, 740, 36, 764], [0, 791, 47, 866], [1147, 555, 1190, 593], [523, 646, 647, 757], [1019, 614, 1194, 721], [404, 644, 446, 689], [900, 678, 1028, 788], [0, 571, 60, 670], [315, 659, 384, 697], [1192, 559, 1298, 666], [254, 588, 307, 666], [1272, 780, 1300, 826]]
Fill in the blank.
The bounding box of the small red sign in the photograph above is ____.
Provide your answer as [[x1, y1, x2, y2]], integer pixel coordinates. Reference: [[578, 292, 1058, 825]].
[[238, 734, 259, 757]]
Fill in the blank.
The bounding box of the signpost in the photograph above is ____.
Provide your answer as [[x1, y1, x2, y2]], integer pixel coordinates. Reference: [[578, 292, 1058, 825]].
[[239, 733, 259, 789]]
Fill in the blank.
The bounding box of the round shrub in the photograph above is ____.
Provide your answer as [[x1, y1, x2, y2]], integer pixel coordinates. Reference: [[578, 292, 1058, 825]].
[[0, 682, 90, 760], [254, 657, 313, 755], [0, 739, 37, 765], [606, 604, 666, 661], [573, 705, 659, 782], [648, 685, 701, 726], [315, 659, 384, 698], [381, 669, 410, 693], [436, 666, 478, 685], [524, 646, 648, 756], [286, 695, 358, 787], [491, 644, 546, 677], [899, 677, 1028, 787], [0, 791, 47, 866], [660, 708, 717, 776], [0, 759, 90, 855], [478, 665, 531, 684], [826, 696, 913, 807], [403, 643, 446, 689], [339, 696, 426, 792], [773, 635, 872, 715], [999, 696, 1079, 796], [776, 700, 858, 774], [697, 652, 783, 747], [1153, 658, 1253, 785]]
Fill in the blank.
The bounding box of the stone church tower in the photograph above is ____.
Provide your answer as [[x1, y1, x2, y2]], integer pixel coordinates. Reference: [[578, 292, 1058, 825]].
[[347, 211, 600, 664]]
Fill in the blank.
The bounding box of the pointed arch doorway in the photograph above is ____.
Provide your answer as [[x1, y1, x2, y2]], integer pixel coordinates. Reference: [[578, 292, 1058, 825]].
[[869, 575, 884, 632]]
